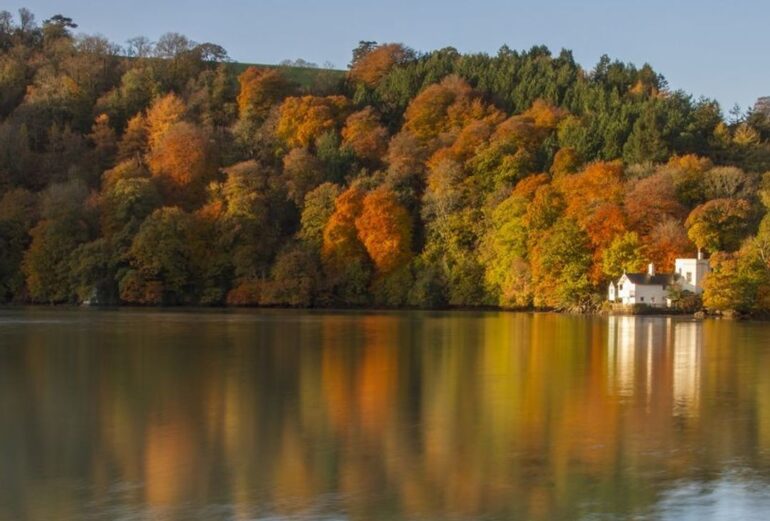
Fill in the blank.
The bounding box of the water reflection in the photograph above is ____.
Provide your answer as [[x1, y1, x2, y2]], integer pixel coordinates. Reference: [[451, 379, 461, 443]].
[[606, 317, 703, 418], [1, 310, 770, 520]]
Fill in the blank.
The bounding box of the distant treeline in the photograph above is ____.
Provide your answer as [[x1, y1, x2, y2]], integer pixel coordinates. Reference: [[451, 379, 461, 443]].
[[1, 9, 770, 312]]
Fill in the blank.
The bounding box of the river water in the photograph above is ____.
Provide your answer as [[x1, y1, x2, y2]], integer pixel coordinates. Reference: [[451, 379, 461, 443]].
[[1, 309, 770, 520]]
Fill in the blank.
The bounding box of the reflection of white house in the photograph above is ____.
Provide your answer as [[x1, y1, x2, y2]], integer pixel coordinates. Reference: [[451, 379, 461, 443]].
[[673, 321, 701, 417], [606, 316, 703, 417], [607, 254, 710, 308]]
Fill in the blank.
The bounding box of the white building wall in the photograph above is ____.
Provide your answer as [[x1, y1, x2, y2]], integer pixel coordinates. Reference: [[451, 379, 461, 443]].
[[627, 284, 668, 307], [614, 275, 668, 307], [674, 258, 710, 294], [616, 275, 633, 302]]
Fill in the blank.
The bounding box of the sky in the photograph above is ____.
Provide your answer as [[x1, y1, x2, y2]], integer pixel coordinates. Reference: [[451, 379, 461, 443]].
[[10, 0, 769, 113]]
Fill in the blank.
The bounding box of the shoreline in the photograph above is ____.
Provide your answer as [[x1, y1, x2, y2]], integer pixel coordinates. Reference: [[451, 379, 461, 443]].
[[0, 303, 759, 320]]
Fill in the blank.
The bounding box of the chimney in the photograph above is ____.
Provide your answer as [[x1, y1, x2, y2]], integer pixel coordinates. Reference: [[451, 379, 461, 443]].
[[697, 249, 703, 260], [648, 263, 655, 276]]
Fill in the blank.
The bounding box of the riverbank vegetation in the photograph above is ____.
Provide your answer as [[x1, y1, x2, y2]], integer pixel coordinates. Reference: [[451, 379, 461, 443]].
[[1, 9, 770, 312]]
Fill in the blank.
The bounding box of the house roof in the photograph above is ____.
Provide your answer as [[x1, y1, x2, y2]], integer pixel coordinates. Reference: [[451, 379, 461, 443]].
[[622, 272, 678, 286]]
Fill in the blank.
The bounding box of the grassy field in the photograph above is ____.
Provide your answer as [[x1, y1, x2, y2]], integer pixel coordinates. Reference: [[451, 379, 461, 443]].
[[228, 62, 346, 88]]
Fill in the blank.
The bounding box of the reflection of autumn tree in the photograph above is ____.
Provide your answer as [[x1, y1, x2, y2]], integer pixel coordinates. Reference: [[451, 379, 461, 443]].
[[144, 418, 196, 506], [5, 312, 770, 519]]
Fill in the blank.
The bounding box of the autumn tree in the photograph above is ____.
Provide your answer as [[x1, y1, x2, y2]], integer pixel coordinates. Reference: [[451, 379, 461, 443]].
[[237, 67, 292, 122], [702, 166, 757, 201], [100, 177, 161, 238], [145, 92, 186, 149], [215, 160, 285, 283], [647, 217, 693, 271], [469, 103, 559, 192], [551, 147, 581, 177], [282, 147, 325, 205], [702, 244, 770, 313], [480, 194, 532, 307], [300, 182, 341, 248], [349, 43, 412, 87], [276, 95, 349, 148], [355, 187, 413, 275], [624, 171, 685, 237], [260, 242, 320, 307], [117, 113, 149, 161], [22, 180, 91, 303], [341, 107, 389, 161], [88, 113, 117, 174], [403, 75, 501, 146], [147, 121, 216, 206], [555, 161, 627, 281], [530, 218, 594, 310], [602, 232, 647, 280], [321, 186, 372, 304], [685, 198, 753, 253], [121, 207, 195, 304], [384, 130, 428, 207]]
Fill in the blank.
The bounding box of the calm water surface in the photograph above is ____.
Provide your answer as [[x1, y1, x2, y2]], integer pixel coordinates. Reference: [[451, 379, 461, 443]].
[[1, 309, 770, 520]]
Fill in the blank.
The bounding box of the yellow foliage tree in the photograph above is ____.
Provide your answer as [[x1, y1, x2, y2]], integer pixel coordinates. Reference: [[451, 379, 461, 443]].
[[145, 93, 186, 149], [521, 99, 567, 129]]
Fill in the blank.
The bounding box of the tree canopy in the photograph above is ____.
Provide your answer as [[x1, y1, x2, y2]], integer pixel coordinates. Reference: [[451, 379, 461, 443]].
[[2, 9, 770, 311]]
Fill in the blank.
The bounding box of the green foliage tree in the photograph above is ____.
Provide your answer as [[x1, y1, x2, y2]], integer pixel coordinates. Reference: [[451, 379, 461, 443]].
[[121, 207, 195, 304]]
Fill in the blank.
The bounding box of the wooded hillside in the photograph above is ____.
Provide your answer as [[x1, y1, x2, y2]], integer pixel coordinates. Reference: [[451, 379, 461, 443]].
[[2, 10, 770, 312]]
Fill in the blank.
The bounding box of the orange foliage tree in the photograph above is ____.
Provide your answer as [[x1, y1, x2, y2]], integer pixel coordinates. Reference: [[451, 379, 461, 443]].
[[145, 93, 186, 149], [520, 99, 567, 129], [512, 173, 550, 200], [555, 161, 627, 281], [624, 171, 686, 237], [236, 67, 292, 121], [647, 218, 694, 271], [147, 122, 215, 206], [349, 43, 412, 86], [322, 187, 367, 269], [276, 95, 350, 148], [403, 75, 501, 145], [355, 187, 413, 274], [341, 107, 389, 161]]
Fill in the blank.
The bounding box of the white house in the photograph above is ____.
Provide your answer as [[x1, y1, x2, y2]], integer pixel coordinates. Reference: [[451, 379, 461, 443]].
[[608, 253, 710, 308], [673, 255, 711, 294]]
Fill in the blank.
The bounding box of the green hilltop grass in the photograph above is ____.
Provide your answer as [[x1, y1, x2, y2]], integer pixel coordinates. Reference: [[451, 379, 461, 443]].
[[228, 62, 346, 88]]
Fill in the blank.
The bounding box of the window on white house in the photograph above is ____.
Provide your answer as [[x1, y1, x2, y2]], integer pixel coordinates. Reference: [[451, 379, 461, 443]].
[[640, 297, 645, 302], [651, 297, 655, 302], [619, 284, 623, 290], [686, 272, 692, 282]]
